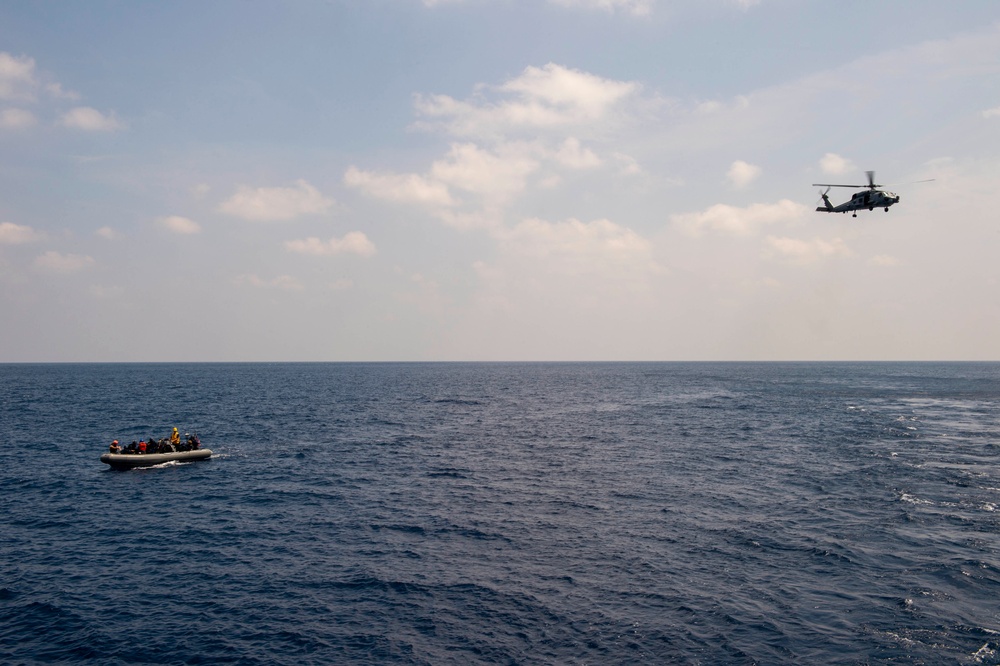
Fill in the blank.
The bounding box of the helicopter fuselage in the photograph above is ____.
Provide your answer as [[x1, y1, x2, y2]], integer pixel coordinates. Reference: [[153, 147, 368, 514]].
[[816, 188, 900, 215]]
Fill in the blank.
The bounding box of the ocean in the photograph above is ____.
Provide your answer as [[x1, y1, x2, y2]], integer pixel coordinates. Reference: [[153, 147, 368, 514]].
[[1, 362, 999, 664]]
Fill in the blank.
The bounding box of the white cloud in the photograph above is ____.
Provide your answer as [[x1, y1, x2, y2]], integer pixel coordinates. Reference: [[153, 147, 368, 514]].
[[33, 251, 95, 273], [983, 106, 1000, 118], [88, 284, 125, 299], [348, 138, 603, 213], [696, 100, 723, 114], [0, 53, 78, 103], [95, 226, 119, 240], [613, 152, 643, 176], [159, 215, 201, 235], [431, 142, 540, 200], [764, 235, 852, 265], [727, 160, 761, 188], [673, 199, 806, 237], [219, 180, 334, 221], [414, 63, 639, 137], [284, 231, 377, 257], [60, 106, 123, 131], [869, 254, 901, 267], [344, 166, 454, 207], [425, 0, 654, 13], [0, 108, 36, 129], [548, 0, 654, 16], [349, 65, 644, 226], [501, 63, 638, 115], [45, 82, 78, 101], [495, 216, 658, 277], [0, 53, 37, 101], [694, 96, 749, 116], [234, 274, 304, 291], [819, 153, 855, 176], [435, 208, 505, 231], [554, 137, 601, 169], [0, 221, 41, 244]]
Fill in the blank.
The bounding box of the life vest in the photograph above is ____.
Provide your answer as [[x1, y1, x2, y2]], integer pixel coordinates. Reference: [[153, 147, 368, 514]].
[[138, 441, 147, 453]]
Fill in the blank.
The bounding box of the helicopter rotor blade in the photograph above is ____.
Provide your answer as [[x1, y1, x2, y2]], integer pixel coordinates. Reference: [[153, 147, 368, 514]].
[[811, 172, 934, 197], [879, 178, 936, 186]]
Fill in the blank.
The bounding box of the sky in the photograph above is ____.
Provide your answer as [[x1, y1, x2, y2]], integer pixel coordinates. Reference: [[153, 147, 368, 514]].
[[1, 0, 999, 362]]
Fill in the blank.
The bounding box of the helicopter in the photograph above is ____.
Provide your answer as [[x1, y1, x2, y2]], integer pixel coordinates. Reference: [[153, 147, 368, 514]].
[[812, 170, 932, 217]]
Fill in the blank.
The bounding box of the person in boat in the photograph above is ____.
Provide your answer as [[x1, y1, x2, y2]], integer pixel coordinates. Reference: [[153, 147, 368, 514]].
[[109, 440, 121, 454], [187, 433, 200, 450], [126, 441, 138, 454], [170, 428, 180, 446], [138, 439, 147, 454]]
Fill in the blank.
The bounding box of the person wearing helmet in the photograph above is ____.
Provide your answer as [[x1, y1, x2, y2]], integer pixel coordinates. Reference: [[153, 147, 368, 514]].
[[169, 427, 180, 446], [109, 440, 121, 454]]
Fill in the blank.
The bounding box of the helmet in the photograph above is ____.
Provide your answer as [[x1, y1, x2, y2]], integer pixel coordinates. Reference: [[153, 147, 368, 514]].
[[112, 440, 118, 445]]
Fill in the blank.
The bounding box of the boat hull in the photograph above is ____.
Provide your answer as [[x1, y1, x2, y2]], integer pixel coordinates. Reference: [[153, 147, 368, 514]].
[[100, 449, 212, 470]]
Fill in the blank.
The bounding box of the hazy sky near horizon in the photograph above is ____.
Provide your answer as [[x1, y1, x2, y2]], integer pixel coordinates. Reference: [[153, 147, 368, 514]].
[[2, 1, 999, 361]]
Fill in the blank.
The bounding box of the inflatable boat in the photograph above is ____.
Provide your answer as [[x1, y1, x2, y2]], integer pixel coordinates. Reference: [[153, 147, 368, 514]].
[[101, 448, 212, 470]]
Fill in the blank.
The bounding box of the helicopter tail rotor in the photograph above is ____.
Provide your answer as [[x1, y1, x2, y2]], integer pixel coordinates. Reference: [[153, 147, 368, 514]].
[[816, 187, 834, 212]]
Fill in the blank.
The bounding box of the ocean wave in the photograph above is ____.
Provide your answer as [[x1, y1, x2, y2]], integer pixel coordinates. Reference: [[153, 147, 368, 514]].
[[3, 362, 1000, 664]]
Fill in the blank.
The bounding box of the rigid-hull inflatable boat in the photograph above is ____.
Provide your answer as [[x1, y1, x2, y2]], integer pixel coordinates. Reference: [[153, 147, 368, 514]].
[[101, 449, 212, 470]]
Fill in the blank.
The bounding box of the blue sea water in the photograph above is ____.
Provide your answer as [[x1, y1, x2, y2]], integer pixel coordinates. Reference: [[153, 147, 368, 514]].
[[1, 362, 1000, 665]]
